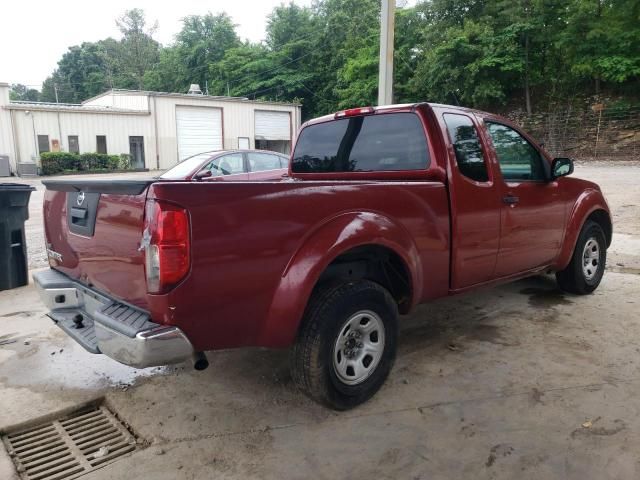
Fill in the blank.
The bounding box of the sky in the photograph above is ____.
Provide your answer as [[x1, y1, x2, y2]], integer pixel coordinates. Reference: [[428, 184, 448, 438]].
[[0, 0, 315, 88]]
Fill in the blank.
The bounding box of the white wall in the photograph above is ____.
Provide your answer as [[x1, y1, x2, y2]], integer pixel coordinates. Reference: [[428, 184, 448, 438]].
[[153, 96, 300, 169], [0, 84, 16, 172], [84, 92, 149, 111], [10, 109, 154, 167]]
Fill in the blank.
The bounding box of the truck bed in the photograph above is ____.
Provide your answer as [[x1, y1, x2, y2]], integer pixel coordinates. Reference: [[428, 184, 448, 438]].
[[43, 179, 451, 351]]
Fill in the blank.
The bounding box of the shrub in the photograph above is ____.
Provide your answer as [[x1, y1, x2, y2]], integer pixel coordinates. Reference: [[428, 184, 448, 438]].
[[118, 153, 132, 169], [40, 152, 80, 175], [40, 152, 128, 175], [79, 153, 120, 170]]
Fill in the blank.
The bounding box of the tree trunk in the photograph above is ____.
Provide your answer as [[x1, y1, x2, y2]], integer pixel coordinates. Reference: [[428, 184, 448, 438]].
[[595, 76, 601, 95]]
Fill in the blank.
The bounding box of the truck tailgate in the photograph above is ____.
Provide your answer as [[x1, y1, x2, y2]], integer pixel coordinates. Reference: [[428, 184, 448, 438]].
[[42, 179, 153, 309]]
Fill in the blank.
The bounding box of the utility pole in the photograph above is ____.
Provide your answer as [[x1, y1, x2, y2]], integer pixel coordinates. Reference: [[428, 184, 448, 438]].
[[53, 83, 62, 151], [377, 0, 395, 106]]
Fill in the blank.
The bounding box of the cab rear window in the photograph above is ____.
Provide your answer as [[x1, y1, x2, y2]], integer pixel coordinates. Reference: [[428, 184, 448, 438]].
[[292, 112, 429, 173]]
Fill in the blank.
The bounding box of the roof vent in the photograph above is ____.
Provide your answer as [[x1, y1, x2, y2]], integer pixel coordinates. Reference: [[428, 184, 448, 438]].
[[187, 84, 203, 95]]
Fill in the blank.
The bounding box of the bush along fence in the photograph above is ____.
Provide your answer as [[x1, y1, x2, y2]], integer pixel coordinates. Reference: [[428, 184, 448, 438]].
[[40, 152, 135, 175]]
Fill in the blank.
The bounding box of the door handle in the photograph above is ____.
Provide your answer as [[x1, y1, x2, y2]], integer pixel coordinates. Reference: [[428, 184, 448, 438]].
[[503, 194, 520, 205]]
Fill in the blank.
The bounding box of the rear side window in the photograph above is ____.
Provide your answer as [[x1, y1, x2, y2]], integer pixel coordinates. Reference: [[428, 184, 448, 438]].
[[443, 113, 489, 183], [248, 152, 282, 172], [292, 113, 429, 173]]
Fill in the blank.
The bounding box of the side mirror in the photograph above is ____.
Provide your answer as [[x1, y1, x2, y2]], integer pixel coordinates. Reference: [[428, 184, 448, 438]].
[[551, 157, 573, 180], [193, 170, 212, 181]]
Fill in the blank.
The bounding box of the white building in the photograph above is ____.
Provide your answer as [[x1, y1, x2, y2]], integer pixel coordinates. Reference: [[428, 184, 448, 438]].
[[0, 82, 301, 175]]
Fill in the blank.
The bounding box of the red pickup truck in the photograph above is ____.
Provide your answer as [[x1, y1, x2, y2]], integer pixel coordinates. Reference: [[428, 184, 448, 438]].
[[34, 103, 611, 409]]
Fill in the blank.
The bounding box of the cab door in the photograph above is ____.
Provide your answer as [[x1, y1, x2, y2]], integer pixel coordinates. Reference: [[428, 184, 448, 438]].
[[482, 120, 565, 276], [440, 111, 502, 289]]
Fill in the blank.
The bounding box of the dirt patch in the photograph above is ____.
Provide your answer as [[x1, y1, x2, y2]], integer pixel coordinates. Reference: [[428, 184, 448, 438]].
[[486, 443, 514, 467], [529, 387, 545, 406], [466, 324, 520, 347], [571, 419, 626, 438]]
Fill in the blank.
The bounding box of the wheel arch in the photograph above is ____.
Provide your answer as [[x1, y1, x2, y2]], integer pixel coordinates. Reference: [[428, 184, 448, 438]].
[[257, 211, 421, 348], [556, 189, 612, 271]]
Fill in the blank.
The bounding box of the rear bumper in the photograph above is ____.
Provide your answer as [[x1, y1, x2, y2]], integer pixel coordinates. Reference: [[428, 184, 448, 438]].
[[32, 269, 194, 368]]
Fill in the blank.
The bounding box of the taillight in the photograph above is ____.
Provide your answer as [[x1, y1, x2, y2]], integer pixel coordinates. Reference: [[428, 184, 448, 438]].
[[143, 200, 190, 294], [334, 107, 375, 118]]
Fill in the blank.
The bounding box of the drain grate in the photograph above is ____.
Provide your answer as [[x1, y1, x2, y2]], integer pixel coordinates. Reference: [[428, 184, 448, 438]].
[[2, 406, 137, 480]]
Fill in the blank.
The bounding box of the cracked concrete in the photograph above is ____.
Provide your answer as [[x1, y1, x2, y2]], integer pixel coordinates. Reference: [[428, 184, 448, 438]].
[[1, 163, 639, 479]]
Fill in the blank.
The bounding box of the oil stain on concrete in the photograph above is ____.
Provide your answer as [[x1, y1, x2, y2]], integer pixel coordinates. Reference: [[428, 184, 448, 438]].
[[519, 287, 573, 309]]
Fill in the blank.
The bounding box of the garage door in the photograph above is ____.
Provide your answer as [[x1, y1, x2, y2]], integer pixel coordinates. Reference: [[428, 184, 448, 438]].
[[254, 111, 290, 140], [176, 106, 223, 161]]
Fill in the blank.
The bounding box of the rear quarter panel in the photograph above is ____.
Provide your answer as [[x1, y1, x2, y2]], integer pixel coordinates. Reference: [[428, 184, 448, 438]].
[[147, 180, 450, 350]]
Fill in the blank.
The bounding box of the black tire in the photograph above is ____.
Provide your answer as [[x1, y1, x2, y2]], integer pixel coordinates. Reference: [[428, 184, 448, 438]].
[[556, 220, 607, 295], [290, 280, 398, 410]]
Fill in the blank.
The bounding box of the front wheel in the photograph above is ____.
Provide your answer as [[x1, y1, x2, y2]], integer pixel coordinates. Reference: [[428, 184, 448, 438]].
[[556, 220, 607, 294], [290, 280, 398, 410]]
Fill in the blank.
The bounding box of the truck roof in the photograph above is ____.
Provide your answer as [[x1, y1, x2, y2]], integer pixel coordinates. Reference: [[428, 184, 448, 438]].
[[302, 102, 507, 129]]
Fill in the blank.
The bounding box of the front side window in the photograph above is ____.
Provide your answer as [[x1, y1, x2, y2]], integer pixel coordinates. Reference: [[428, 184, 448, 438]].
[[248, 152, 282, 172], [203, 153, 245, 176], [486, 122, 545, 181], [292, 113, 429, 173], [443, 114, 489, 183]]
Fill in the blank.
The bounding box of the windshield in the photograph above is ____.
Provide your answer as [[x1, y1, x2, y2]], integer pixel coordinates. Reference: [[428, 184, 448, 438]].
[[159, 153, 215, 179]]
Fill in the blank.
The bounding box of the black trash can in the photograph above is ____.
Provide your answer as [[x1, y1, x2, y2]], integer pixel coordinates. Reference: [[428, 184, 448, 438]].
[[0, 183, 36, 291]]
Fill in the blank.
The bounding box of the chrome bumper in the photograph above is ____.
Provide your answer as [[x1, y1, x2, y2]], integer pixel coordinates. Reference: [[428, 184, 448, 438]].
[[32, 269, 194, 368]]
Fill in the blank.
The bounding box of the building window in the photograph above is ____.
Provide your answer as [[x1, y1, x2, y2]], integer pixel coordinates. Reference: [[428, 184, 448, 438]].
[[37, 135, 50, 154], [68, 136, 80, 154], [96, 135, 107, 154]]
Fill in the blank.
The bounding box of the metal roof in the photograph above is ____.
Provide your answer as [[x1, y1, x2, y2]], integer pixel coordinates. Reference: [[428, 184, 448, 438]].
[[5, 101, 150, 115], [82, 88, 302, 107]]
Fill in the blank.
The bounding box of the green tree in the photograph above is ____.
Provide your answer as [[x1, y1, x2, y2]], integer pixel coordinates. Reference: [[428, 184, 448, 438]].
[[175, 13, 241, 92], [40, 40, 118, 103], [411, 20, 523, 107], [143, 47, 189, 93], [561, 0, 640, 94], [393, 6, 425, 104], [312, 0, 381, 113], [9, 84, 40, 101], [116, 9, 160, 89], [34, 0, 640, 117]]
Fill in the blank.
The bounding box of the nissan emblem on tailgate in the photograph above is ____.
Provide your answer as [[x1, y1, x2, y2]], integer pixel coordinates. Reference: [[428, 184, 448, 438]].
[[77, 191, 85, 206]]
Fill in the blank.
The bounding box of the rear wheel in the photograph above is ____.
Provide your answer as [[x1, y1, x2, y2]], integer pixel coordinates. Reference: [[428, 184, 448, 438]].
[[290, 280, 398, 410], [556, 220, 607, 294]]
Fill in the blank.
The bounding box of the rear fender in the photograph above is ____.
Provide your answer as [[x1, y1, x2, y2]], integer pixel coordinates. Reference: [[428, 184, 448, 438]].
[[555, 189, 611, 270], [257, 211, 421, 347]]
